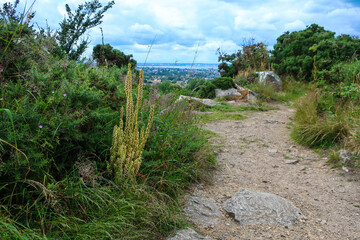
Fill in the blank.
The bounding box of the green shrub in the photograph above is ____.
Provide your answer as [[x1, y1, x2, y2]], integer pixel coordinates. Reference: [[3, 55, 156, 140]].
[[198, 81, 216, 99], [271, 24, 360, 81], [157, 81, 182, 95], [319, 60, 360, 86], [217, 40, 269, 77], [211, 77, 235, 90], [0, 3, 218, 238], [142, 97, 216, 197]]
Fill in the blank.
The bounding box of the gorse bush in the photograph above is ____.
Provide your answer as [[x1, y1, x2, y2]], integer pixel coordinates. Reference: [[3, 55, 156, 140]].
[[271, 24, 360, 82], [93, 43, 137, 68], [0, 3, 216, 237], [0, 58, 126, 182], [212, 77, 235, 90]]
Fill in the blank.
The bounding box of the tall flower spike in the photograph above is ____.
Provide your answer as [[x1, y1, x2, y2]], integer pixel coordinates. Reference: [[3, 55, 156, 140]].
[[109, 65, 155, 183]]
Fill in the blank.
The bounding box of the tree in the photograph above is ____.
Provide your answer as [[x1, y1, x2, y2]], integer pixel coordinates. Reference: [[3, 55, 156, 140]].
[[0, 1, 36, 79], [217, 39, 269, 77], [93, 43, 137, 68], [0, 0, 35, 24], [57, 0, 115, 61], [271, 24, 360, 81]]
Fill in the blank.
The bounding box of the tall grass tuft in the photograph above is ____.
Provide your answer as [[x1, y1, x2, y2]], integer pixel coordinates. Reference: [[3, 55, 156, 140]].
[[292, 91, 350, 147]]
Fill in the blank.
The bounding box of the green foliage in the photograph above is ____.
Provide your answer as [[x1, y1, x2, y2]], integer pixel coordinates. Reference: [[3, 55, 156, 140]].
[[319, 60, 360, 86], [157, 81, 182, 95], [198, 81, 216, 98], [292, 91, 349, 147], [247, 78, 310, 102], [0, 14, 215, 239], [109, 68, 154, 183], [193, 101, 276, 112], [0, 60, 123, 183], [0, 176, 184, 239], [142, 97, 216, 197], [212, 77, 235, 90], [0, 1, 37, 79], [93, 43, 137, 68], [217, 39, 269, 77], [57, 0, 115, 60], [181, 77, 236, 99], [271, 24, 360, 81]]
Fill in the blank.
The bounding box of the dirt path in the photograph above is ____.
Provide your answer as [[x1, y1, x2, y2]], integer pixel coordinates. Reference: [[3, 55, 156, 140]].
[[192, 104, 360, 240]]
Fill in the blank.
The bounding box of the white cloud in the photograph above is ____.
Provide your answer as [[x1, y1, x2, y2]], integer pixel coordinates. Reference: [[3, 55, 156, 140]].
[[328, 7, 360, 17], [129, 23, 163, 35], [14, 0, 360, 63], [284, 20, 306, 31]]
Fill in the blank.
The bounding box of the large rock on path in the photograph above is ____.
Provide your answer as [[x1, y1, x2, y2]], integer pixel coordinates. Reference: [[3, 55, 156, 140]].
[[215, 88, 242, 98], [183, 196, 221, 225], [223, 189, 305, 226], [256, 71, 282, 90], [177, 95, 218, 106], [166, 228, 214, 240]]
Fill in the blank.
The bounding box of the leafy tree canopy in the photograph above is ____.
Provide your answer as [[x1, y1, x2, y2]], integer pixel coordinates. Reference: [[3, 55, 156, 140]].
[[57, 0, 115, 61], [93, 43, 137, 69], [271, 24, 360, 81], [0, 0, 35, 24]]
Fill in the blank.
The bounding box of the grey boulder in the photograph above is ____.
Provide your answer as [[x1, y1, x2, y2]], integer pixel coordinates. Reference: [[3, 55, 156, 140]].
[[223, 189, 305, 226], [183, 196, 221, 225], [177, 95, 218, 107], [256, 71, 282, 90], [215, 88, 242, 98]]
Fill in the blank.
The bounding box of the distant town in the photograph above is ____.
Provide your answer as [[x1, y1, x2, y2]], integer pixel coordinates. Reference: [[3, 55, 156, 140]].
[[137, 63, 221, 86]]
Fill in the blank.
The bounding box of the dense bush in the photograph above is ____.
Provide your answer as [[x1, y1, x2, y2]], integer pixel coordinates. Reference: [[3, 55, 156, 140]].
[[0, 3, 216, 238], [212, 77, 235, 90], [93, 43, 137, 68], [271, 24, 360, 81]]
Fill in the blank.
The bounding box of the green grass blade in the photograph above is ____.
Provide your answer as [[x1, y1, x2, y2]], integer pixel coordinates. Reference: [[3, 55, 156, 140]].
[[0, 108, 17, 147]]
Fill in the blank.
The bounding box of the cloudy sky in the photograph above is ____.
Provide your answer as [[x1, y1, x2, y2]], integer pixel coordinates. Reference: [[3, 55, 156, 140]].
[[10, 0, 360, 63]]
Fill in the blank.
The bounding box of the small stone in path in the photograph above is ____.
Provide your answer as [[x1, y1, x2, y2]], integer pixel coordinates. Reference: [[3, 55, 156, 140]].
[[166, 228, 213, 240], [285, 159, 299, 164], [183, 196, 221, 225]]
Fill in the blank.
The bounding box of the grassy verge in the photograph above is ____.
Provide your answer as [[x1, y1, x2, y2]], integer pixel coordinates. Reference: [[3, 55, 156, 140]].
[[192, 100, 277, 123], [0, 64, 216, 239], [200, 112, 247, 122], [248, 79, 311, 103], [291, 90, 360, 170]]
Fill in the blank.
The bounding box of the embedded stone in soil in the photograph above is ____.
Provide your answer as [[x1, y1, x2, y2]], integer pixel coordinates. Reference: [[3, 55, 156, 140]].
[[223, 188, 306, 226]]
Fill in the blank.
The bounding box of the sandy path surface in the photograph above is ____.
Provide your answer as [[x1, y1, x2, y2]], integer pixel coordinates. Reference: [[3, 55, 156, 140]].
[[191, 104, 360, 240]]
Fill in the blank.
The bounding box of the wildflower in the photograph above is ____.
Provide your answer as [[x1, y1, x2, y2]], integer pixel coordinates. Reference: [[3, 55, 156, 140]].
[[39, 125, 43, 129], [63, 94, 67, 97], [52, 91, 55, 94]]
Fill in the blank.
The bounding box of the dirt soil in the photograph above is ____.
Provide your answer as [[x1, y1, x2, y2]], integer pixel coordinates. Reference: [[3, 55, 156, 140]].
[[193, 104, 360, 240]]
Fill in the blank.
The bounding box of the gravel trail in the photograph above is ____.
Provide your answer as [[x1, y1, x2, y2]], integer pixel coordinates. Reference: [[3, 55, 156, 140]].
[[190, 104, 360, 240]]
